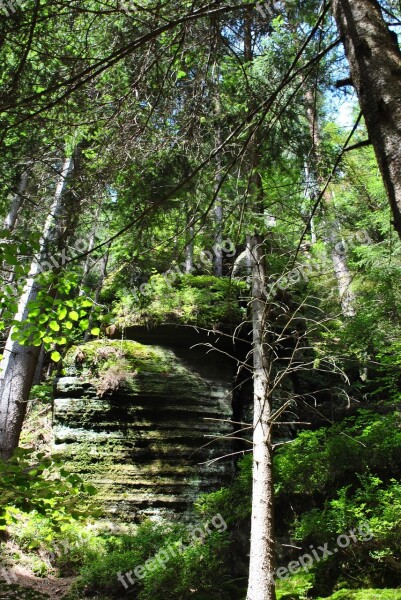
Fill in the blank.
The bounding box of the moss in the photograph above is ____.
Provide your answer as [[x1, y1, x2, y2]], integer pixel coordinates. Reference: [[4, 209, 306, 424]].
[[66, 340, 183, 375], [112, 274, 248, 328], [64, 340, 186, 397], [318, 591, 401, 600], [55, 340, 232, 521]]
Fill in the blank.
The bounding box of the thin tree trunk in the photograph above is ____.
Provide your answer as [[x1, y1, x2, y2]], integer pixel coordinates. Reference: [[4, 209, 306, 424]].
[[1, 170, 30, 300], [304, 86, 356, 317], [79, 204, 102, 295], [4, 169, 29, 232], [332, 0, 401, 239], [0, 156, 73, 459], [214, 191, 223, 277], [246, 234, 275, 600], [327, 219, 356, 317], [244, 7, 276, 598], [83, 249, 109, 343], [213, 81, 224, 277], [184, 219, 194, 274]]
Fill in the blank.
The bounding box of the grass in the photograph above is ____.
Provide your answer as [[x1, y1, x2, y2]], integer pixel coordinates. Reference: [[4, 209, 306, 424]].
[[276, 572, 313, 599], [275, 572, 401, 600], [318, 591, 401, 600]]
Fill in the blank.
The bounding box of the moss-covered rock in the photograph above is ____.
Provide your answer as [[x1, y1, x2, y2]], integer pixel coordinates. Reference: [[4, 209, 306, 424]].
[[54, 340, 234, 522]]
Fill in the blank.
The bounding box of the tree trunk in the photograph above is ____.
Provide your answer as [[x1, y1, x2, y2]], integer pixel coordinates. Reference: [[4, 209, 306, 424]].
[[184, 220, 194, 274], [83, 249, 109, 343], [4, 169, 29, 232], [244, 8, 276, 597], [246, 234, 276, 600], [0, 156, 73, 460], [332, 0, 401, 239], [0, 170, 30, 313], [213, 81, 224, 277], [214, 192, 223, 277], [79, 204, 102, 295], [304, 86, 356, 317], [327, 222, 356, 317]]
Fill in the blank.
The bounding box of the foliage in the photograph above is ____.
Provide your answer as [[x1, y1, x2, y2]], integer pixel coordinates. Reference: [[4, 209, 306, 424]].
[[0, 448, 97, 531], [274, 410, 401, 496], [276, 572, 314, 600], [317, 591, 401, 600], [195, 454, 252, 526], [73, 520, 186, 596], [293, 476, 401, 588], [72, 519, 232, 600], [112, 274, 248, 328], [10, 275, 99, 363], [138, 531, 231, 600], [6, 513, 103, 576]]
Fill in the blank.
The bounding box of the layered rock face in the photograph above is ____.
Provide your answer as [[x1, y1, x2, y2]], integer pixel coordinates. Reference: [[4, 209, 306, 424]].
[[53, 340, 234, 521]]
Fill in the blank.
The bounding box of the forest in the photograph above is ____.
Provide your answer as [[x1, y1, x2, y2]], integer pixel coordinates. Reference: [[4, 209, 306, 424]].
[[1, 1, 401, 599]]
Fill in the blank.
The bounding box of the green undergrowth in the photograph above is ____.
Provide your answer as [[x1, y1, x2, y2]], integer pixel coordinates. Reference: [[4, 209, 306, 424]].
[[4, 510, 233, 600], [275, 571, 401, 599], [276, 572, 313, 599], [111, 274, 247, 328], [319, 591, 401, 599]]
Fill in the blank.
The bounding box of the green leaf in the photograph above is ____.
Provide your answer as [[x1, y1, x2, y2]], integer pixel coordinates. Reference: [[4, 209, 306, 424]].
[[79, 319, 89, 331], [49, 321, 60, 332], [80, 299, 93, 308], [91, 327, 100, 336], [51, 351, 62, 363], [69, 310, 79, 321], [58, 307, 67, 320]]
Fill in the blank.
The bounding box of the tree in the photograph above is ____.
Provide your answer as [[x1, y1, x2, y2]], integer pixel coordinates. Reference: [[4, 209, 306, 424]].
[[304, 86, 356, 317], [0, 155, 73, 459], [332, 0, 401, 239]]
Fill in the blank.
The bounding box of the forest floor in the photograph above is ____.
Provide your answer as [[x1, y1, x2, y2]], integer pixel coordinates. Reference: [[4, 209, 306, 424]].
[[0, 567, 75, 599]]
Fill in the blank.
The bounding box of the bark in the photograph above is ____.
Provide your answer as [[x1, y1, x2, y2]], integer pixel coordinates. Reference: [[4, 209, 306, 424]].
[[214, 199, 223, 276], [83, 249, 109, 343], [332, 0, 401, 239], [0, 156, 73, 460], [327, 220, 356, 317], [244, 9, 276, 599], [184, 219, 194, 274], [304, 86, 356, 317], [79, 204, 102, 295], [4, 169, 29, 232], [213, 83, 223, 277], [1, 170, 30, 299], [246, 234, 276, 600]]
